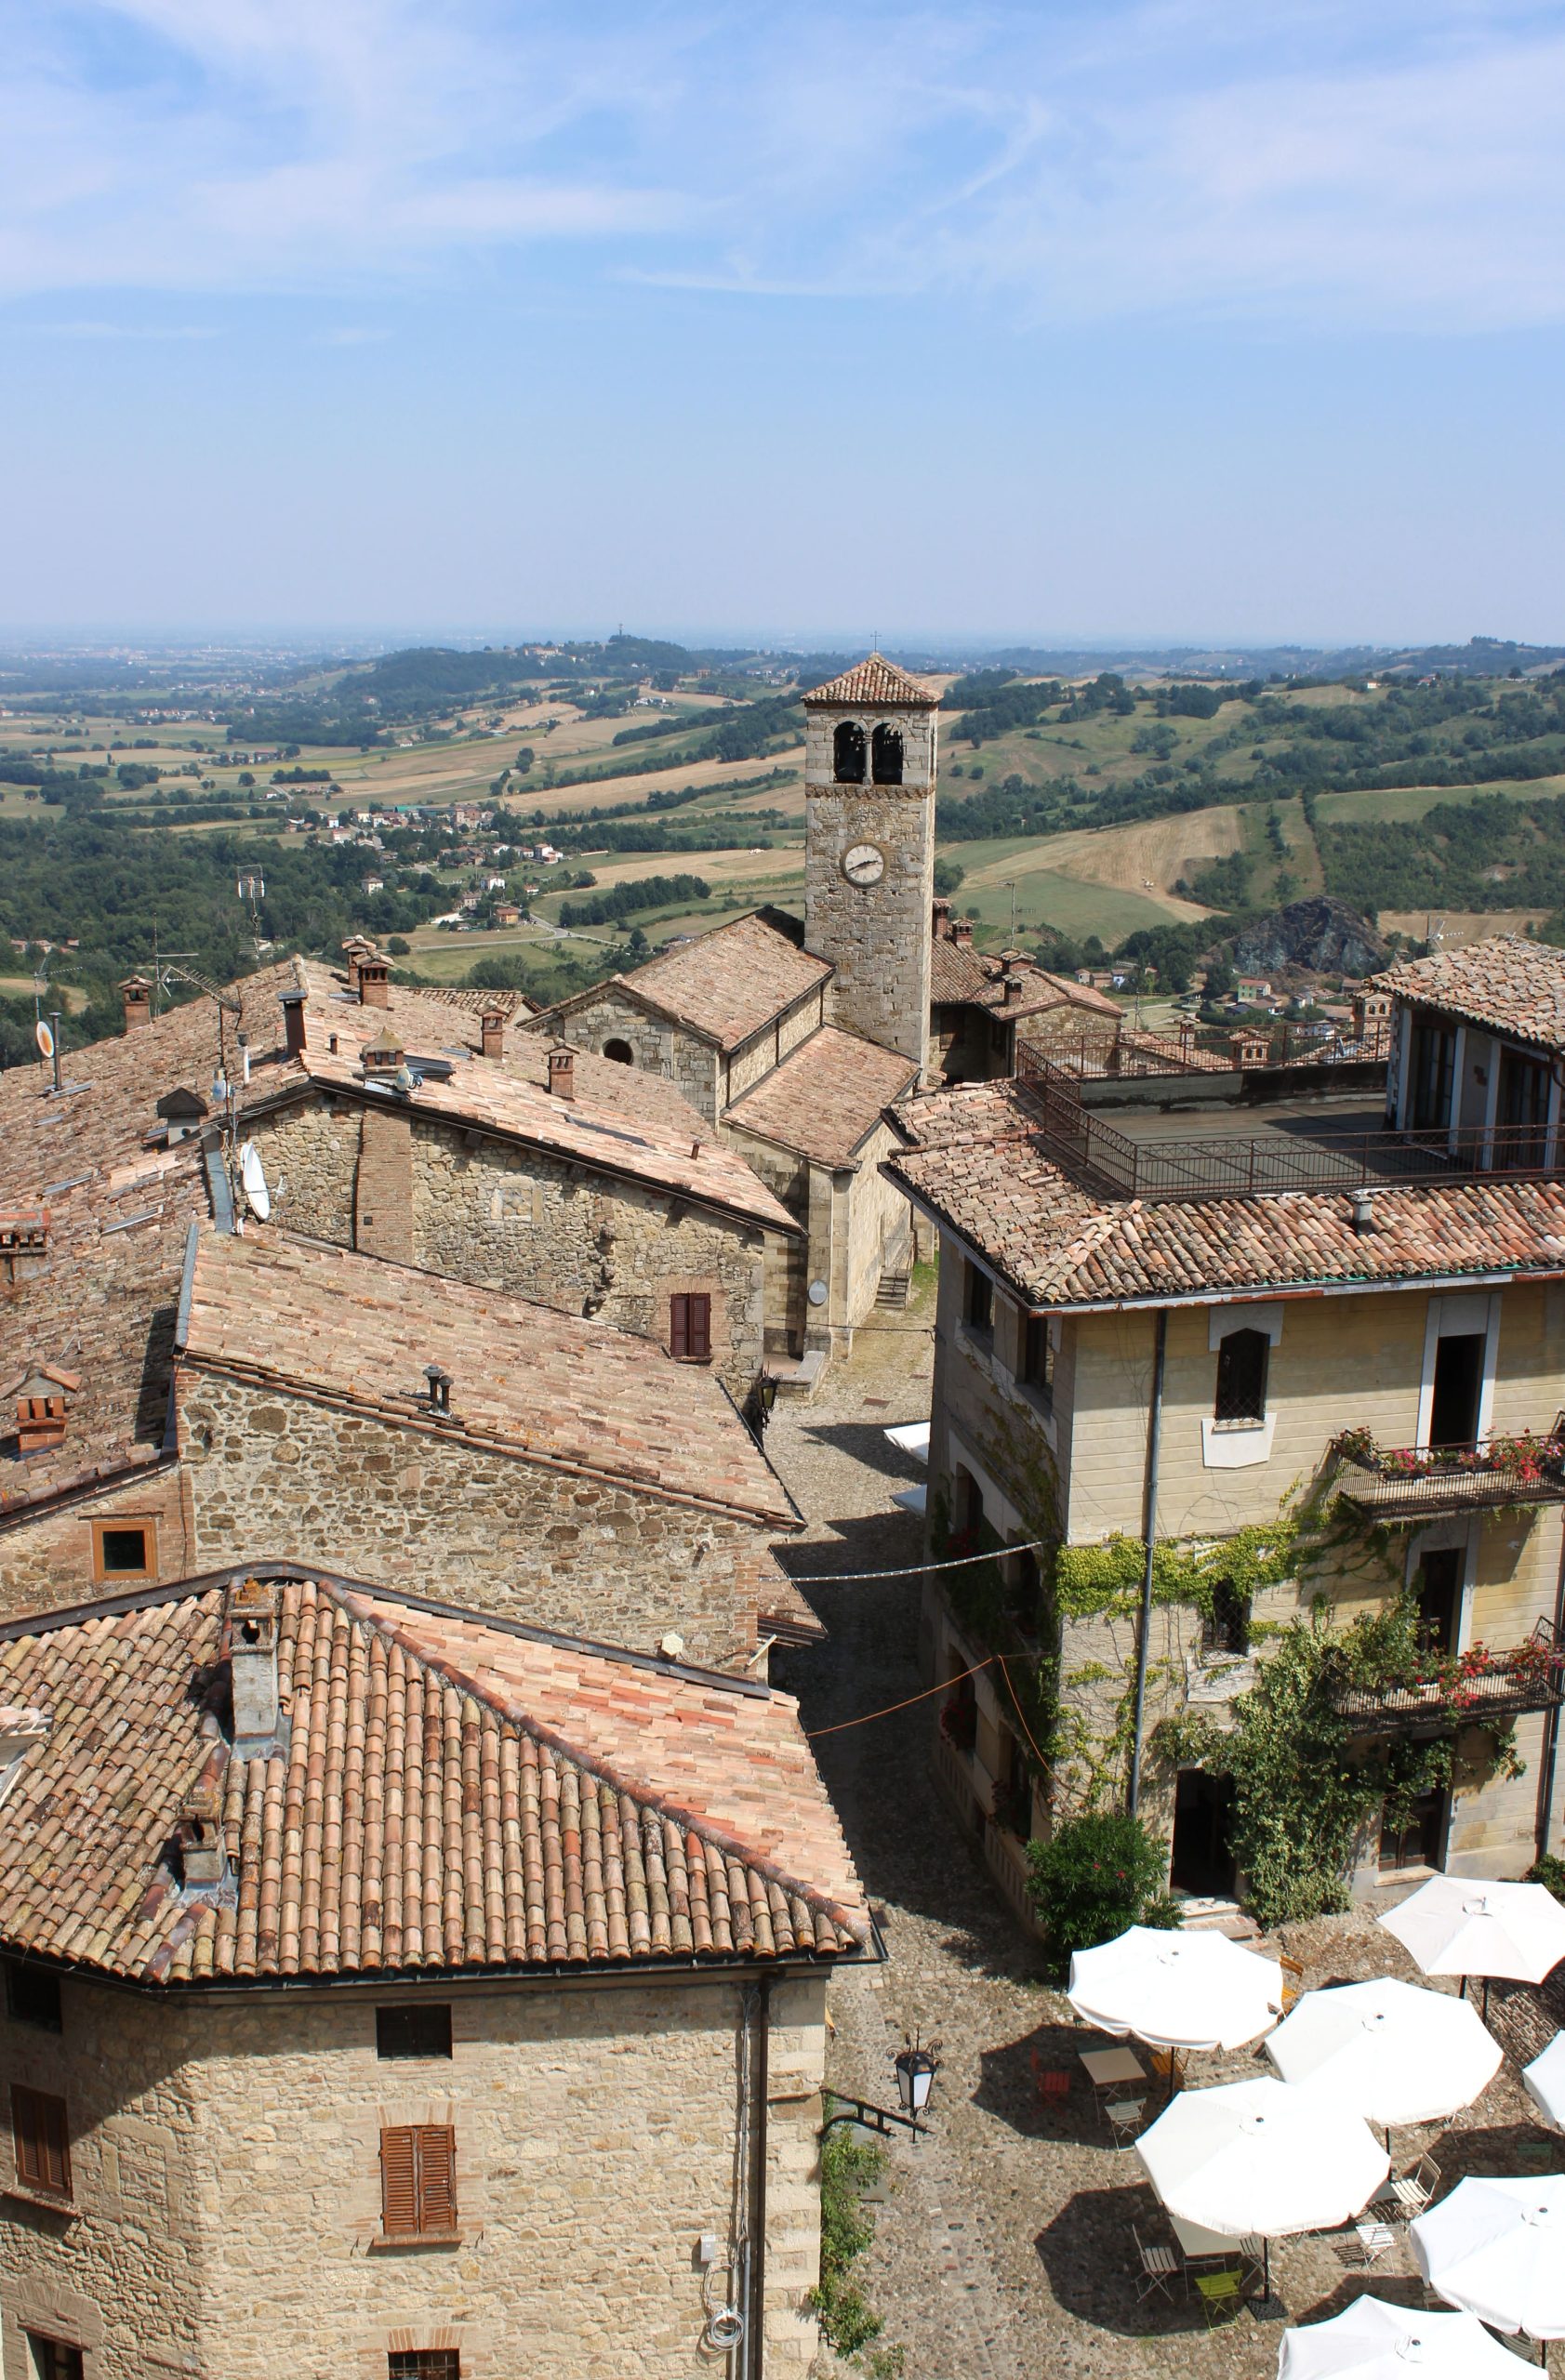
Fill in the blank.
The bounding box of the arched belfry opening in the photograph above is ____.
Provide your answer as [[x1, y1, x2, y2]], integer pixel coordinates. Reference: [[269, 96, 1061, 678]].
[[871, 723, 904, 785], [833, 721, 867, 784]]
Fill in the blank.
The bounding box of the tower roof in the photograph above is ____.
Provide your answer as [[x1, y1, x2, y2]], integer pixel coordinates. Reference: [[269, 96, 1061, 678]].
[[801, 654, 938, 708]]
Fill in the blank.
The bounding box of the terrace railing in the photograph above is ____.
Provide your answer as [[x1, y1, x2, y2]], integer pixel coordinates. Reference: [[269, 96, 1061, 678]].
[[1332, 1432, 1565, 1519], [1329, 1623, 1565, 1738]]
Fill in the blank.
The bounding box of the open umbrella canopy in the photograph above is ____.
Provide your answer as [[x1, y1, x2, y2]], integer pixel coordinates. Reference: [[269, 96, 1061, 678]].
[[1411, 2175, 1565, 2338], [1379, 1876, 1565, 1986], [1138, 2077, 1388, 2241], [1277, 2293, 1521, 2378], [1068, 1924, 1284, 2051], [1266, 1978, 1501, 2129], [1523, 2032, 1565, 2130]]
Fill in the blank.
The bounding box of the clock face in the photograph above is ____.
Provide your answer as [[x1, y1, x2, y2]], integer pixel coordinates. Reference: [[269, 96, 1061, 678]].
[[842, 841, 885, 887]]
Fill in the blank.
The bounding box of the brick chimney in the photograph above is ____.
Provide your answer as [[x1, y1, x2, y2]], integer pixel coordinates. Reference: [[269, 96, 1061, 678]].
[[0, 1213, 50, 1286], [360, 1027, 405, 1082], [1001, 972, 1023, 1005], [480, 1008, 506, 1062], [357, 955, 391, 1008], [341, 936, 373, 993], [1230, 1027, 1270, 1070], [120, 974, 153, 1031], [9, 1362, 78, 1455], [951, 919, 974, 946], [548, 1047, 576, 1101], [932, 896, 950, 938], [225, 1577, 281, 1750], [278, 989, 308, 1060]]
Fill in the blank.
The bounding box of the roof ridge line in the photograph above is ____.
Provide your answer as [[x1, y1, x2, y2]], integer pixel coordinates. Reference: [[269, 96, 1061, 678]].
[[329, 1586, 869, 1943]]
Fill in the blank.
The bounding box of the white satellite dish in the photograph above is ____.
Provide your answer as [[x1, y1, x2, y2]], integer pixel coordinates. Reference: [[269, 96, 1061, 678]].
[[33, 1019, 54, 1060], [239, 1142, 272, 1221]]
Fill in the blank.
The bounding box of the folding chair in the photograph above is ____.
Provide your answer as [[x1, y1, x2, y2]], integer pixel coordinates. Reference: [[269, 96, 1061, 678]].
[[1029, 2050, 1071, 2108], [1132, 2223, 1180, 2304], [1350, 2219, 1398, 2268], [1386, 2152, 1440, 2219], [1278, 1953, 1305, 2012], [1194, 2268, 1245, 2328], [1105, 2096, 1147, 2151]]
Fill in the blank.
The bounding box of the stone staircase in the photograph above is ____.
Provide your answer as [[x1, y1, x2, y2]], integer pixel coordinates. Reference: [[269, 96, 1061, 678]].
[[1175, 1894, 1261, 1942], [876, 1267, 911, 1311]]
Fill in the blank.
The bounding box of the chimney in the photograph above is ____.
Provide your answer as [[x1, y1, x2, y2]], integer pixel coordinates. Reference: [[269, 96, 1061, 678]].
[[360, 1027, 405, 1081], [357, 955, 391, 1008], [548, 1047, 576, 1102], [932, 896, 951, 938], [952, 919, 974, 946], [1001, 973, 1022, 1006], [120, 974, 153, 1032], [225, 1578, 280, 1750], [341, 936, 372, 993], [278, 989, 308, 1060], [423, 1363, 453, 1416], [1350, 1188, 1377, 1236], [480, 1008, 506, 1062], [0, 1213, 50, 1286], [1230, 1027, 1269, 1070], [179, 1776, 228, 1889], [9, 1363, 79, 1455]]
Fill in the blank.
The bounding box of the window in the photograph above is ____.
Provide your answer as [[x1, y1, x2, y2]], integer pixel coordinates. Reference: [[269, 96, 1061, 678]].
[[377, 2003, 453, 2061], [27, 2339, 83, 2380], [389, 2358, 459, 2380], [1021, 1314, 1054, 1405], [832, 721, 866, 784], [964, 1263, 993, 1336], [1498, 1047, 1551, 1168], [1428, 1331, 1485, 1449], [602, 1038, 634, 1065], [1214, 1328, 1268, 1424], [1200, 1580, 1250, 1658], [1407, 1018, 1455, 1132], [670, 1291, 712, 1362], [870, 723, 904, 785], [12, 2084, 71, 2202], [380, 2123, 458, 2241], [6, 1962, 61, 2034], [91, 1517, 155, 1582], [1414, 1546, 1463, 1657]]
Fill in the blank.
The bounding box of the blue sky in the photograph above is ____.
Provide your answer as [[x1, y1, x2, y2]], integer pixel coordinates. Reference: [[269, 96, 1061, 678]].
[[3, 1, 1563, 646]]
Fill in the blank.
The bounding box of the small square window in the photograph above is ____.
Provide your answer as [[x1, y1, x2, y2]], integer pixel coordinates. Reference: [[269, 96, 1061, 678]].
[[377, 2003, 453, 2060], [6, 1963, 62, 2034], [92, 1518, 156, 1582]]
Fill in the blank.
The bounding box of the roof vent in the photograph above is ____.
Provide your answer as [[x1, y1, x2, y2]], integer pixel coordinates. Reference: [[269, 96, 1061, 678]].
[[1350, 1188, 1377, 1235], [6, 1361, 80, 1456], [424, 1363, 453, 1416], [951, 918, 974, 946], [361, 1028, 406, 1081], [549, 1047, 576, 1102], [179, 1776, 229, 1890]]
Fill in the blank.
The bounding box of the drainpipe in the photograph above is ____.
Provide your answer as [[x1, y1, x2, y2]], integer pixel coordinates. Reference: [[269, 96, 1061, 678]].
[[1127, 1307, 1168, 1818], [1535, 1518, 1565, 1862], [746, 1976, 771, 2379]]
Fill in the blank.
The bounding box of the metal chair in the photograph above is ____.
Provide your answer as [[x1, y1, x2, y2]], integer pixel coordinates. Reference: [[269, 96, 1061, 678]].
[[1350, 2218, 1399, 2267], [1029, 2050, 1071, 2109], [1278, 1953, 1305, 2011], [1386, 2152, 1440, 2219], [1105, 2096, 1147, 2151], [1132, 2223, 1180, 2304], [1194, 2268, 1245, 2328]]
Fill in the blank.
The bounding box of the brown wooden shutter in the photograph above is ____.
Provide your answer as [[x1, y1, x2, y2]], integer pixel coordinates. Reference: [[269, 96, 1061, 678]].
[[417, 2124, 458, 2235], [13, 2084, 71, 2199], [688, 1293, 711, 1361], [670, 1294, 689, 1360], [380, 2124, 419, 2236]]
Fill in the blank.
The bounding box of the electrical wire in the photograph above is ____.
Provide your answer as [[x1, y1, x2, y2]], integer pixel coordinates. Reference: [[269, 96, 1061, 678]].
[[805, 1655, 993, 1738], [785, 1535, 1052, 1585]]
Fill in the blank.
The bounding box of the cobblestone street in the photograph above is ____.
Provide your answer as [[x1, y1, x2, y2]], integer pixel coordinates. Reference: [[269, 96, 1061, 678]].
[[769, 1281, 1555, 2378]]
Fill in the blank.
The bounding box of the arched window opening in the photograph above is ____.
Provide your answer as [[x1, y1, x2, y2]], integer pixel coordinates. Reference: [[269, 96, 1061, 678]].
[[1214, 1327, 1268, 1423], [603, 1038, 634, 1065], [871, 723, 904, 785], [832, 721, 867, 784]]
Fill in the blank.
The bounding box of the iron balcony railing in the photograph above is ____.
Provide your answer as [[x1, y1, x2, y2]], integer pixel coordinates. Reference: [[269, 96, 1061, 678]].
[[1012, 1061, 1562, 1201], [1330, 1625, 1565, 1738], [1335, 1447, 1565, 1519]]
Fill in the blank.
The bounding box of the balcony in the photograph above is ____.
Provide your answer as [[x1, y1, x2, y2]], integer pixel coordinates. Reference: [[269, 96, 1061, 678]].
[[1330, 1626, 1565, 1738], [1333, 1429, 1565, 1521]]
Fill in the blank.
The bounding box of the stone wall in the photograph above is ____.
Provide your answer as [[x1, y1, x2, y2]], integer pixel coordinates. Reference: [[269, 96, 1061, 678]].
[[0, 1466, 196, 1624], [181, 1373, 780, 1669], [245, 1095, 775, 1395], [537, 997, 721, 1120], [0, 1966, 829, 2379], [802, 704, 936, 1075], [721, 989, 828, 1107]]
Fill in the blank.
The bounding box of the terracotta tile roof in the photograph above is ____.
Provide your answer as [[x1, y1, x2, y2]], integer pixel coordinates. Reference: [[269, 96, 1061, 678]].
[[179, 1228, 798, 1527], [802, 654, 938, 708], [723, 1028, 918, 1169], [1379, 938, 1565, 1054], [0, 1574, 869, 1983], [887, 1078, 1565, 1310], [415, 984, 541, 1021], [927, 937, 1122, 1025], [535, 909, 832, 1054]]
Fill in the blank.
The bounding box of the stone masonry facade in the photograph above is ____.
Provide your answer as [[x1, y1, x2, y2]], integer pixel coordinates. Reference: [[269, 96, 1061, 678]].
[[243, 1093, 775, 1395], [802, 700, 937, 1074], [0, 1967, 829, 2380]]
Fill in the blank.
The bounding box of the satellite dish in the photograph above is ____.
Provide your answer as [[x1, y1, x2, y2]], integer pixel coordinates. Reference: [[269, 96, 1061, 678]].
[[807, 1278, 829, 1307], [239, 1141, 272, 1221], [33, 1019, 54, 1060]]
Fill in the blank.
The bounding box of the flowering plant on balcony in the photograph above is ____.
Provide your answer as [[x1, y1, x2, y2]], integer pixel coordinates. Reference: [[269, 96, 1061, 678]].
[[939, 1694, 977, 1752], [1330, 1426, 1565, 1481]]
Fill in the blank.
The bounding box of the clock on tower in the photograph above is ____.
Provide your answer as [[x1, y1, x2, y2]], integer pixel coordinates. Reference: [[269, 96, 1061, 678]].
[[802, 654, 939, 1073]]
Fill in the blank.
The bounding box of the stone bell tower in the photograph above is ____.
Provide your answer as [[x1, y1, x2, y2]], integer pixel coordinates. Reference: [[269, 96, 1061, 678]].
[[802, 654, 939, 1072]]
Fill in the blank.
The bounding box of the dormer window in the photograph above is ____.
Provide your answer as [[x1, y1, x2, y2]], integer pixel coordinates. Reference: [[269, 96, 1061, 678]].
[[832, 721, 867, 784]]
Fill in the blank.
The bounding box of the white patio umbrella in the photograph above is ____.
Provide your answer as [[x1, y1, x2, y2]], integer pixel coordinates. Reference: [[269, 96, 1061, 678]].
[[1411, 2174, 1565, 2339], [1266, 1977, 1501, 2132], [1068, 1924, 1284, 2053], [1138, 2076, 1388, 2302], [1523, 2032, 1565, 2131], [1277, 2293, 1521, 2378], [1379, 1877, 1565, 1997]]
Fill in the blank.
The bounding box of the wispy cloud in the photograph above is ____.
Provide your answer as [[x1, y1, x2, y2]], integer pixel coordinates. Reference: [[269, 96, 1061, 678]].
[[2, 0, 1562, 330]]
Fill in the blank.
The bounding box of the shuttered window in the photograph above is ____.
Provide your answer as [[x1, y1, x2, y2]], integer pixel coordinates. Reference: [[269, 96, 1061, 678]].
[[12, 2085, 71, 2201], [670, 1292, 711, 1362], [380, 2123, 458, 2239]]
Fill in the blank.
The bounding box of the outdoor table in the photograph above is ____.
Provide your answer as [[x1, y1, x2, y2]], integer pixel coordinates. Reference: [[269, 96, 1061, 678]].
[[1168, 2212, 1261, 2266], [1080, 2046, 1147, 2092]]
